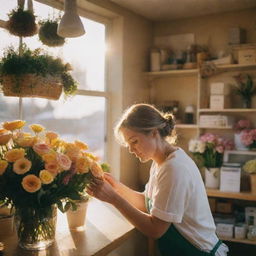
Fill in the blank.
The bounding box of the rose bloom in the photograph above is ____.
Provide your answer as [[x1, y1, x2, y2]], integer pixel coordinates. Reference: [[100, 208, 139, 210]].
[[22, 175, 42, 193], [15, 135, 36, 147], [13, 158, 32, 175], [90, 161, 104, 178], [74, 140, 88, 150], [75, 156, 91, 173], [29, 124, 45, 133], [33, 143, 51, 155], [45, 161, 60, 175], [0, 160, 8, 175], [0, 132, 12, 145], [84, 152, 99, 161], [39, 170, 54, 184], [2, 120, 26, 131], [4, 148, 25, 162], [57, 153, 72, 171], [45, 131, 58, 140], [42, 152, 57, 163], [65, 143, 82, 161]]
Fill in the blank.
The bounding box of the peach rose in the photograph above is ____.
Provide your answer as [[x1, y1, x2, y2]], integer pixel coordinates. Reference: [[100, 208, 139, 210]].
[[4, 148, 25, 162], [45, 161, 60, 175], [90, 161, 104, 178], [74, 140, 88, 150], [15, 136, 36, 147], [0, 132, 12, 145], [22, 175, 42, 193], [45, 131, 58, 140], [75, 156, 91, 173], [39, 170, 54, 184], [0, 160, 8, 175], [13, 158, 32, 175], [33, 143, 50, 155], [2, 120, 26, 131], [65, 143, 81, 161], [57, 153, 71, 171], [42, 152, 57, 163]]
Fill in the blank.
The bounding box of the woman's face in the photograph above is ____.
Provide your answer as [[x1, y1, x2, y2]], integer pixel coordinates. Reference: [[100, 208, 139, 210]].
[[121, 127, 157, 163]]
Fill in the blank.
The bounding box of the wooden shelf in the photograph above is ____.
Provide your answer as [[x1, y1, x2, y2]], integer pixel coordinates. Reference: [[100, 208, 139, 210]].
[[216, 63, 256, 72], [144, 69, 199, 78], [175, 124, 198, 129], [199, 108, 256, 113], [219, 236, 256, 245], [207, 189, 256, 201], [199, 126, 233, 129]]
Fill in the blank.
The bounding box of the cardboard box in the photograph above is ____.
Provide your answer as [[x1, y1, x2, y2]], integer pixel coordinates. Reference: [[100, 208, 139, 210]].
[[238, 48, 256, 65], [220, 165, 241, 192], [210, 95, 230, 109], [216, 223, 234, 238], [210, 82, 230, 95], [216, 201, 233, 214], [229, 28, 246, 45], [199, 115, 234, 128]]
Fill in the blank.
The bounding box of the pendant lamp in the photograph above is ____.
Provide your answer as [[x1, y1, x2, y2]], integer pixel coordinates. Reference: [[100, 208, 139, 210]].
[[57, 0, 85, 38]]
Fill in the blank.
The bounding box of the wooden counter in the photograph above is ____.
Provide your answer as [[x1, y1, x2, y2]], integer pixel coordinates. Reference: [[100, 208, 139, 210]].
[[1, 199, 136, 256]]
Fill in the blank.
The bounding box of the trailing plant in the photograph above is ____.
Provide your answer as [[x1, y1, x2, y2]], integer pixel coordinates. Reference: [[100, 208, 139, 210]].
[[39, 18, 65, 47], [6, 7, 38, 37], [0, 44, 78, 97]]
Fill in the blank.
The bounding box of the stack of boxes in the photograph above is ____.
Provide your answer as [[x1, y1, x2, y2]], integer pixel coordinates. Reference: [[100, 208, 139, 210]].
[[210, 82, 230, 110]]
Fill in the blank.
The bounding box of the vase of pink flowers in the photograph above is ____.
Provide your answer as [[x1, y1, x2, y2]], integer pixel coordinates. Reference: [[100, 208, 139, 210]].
[[233, 119, 252, 150], [189, 133, 234, 188]]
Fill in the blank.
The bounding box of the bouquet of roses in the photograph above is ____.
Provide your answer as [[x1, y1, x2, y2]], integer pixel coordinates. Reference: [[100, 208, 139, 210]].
[[189, 133, 234, 168], [0, 120, 105, 247]]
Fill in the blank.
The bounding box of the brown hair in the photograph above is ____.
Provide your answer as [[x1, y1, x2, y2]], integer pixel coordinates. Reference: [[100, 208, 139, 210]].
[[114, 103, 176, 145]]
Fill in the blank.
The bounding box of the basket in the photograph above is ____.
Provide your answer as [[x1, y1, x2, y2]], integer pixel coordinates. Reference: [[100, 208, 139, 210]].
[[1, 74, 62, 100]]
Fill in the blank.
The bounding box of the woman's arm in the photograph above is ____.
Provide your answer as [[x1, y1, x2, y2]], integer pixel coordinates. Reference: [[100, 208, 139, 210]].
[[104, 173, 147, 212], [88, 178, 171, 239]]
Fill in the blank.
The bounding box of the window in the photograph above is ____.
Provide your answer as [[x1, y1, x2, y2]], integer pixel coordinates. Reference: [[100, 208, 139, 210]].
[[0, 0, 107, 161]]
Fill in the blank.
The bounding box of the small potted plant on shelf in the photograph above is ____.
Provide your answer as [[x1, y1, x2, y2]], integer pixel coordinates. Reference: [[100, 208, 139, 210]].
[[6, 7, 38, 37], [233, 73, 256, 108], [243, 159, 256, 194], [189, 133, 234, 189], [0, 44, 77, 100], [38, 18, 65, 47]]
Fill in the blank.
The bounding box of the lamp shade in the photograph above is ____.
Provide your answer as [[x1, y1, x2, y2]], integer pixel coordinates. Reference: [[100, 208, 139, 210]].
[[57, 0, 85, 38]]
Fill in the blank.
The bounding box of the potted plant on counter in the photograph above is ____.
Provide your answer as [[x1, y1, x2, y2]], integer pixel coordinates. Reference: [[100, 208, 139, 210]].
[[0, 44, 77, 100]]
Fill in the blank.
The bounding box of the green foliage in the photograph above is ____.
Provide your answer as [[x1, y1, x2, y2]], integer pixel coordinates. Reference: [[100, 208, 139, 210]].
[[7, 7, 38, 37], [0, 44, 78, 96], [39, 19, 65, 47], [233, 73, 256, 99]]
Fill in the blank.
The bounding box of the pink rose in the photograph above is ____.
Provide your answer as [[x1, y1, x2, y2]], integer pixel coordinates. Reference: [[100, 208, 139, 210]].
[[33, 143, 51, 155], [57, 153, 72, 171]]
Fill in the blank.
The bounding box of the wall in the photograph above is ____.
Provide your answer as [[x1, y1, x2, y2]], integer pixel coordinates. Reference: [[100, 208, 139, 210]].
[[154, 8, 256, 58]]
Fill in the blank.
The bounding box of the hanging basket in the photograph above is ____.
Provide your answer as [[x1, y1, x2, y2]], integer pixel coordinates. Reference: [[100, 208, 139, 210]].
[[1, 74, 62, 100]]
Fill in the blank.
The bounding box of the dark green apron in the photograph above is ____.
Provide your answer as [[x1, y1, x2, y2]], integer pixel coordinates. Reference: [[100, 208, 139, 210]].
[[146, 197, 222, 256]]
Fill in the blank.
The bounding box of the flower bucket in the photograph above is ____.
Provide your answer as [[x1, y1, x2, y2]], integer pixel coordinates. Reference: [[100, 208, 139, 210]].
[[234, 133, 248, 151], [14, 205, 57, 250], [250, 175, 256, 194], [205, 167, 220, 189], [2, 74, 62, 100], [66, 200, 89, 230]]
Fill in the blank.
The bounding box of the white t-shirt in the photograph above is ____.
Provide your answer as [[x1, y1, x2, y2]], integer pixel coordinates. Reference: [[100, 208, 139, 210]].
[[144, 147, 228, 254]]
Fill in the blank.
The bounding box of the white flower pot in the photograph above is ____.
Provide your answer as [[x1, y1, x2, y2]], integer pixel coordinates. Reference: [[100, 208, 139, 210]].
[[234, 133, 248, 151], [205, 168, 220, 189], [66, 200, 89, 230]]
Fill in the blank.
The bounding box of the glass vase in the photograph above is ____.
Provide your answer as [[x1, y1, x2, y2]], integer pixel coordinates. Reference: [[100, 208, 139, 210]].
[[14, 205, 57, 250], [204, 167, 220, 189], [242, 97, 252, 108]]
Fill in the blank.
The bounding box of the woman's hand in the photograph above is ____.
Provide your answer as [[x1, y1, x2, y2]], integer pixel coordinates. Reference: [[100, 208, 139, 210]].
[[87, 177, 119, 204]]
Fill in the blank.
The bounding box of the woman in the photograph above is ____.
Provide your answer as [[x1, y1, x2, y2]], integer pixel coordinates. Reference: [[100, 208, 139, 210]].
[[88, 103, 228, 256]]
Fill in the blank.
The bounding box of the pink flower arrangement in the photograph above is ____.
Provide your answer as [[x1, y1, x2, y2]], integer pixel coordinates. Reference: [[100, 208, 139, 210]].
[[189, 133, 234, 168], [233, 119, 252, 134], [240, 129, 256, 149]]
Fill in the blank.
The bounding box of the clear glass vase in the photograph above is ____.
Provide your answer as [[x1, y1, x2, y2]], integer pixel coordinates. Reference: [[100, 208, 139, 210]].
[[14, 205, 57, 250]]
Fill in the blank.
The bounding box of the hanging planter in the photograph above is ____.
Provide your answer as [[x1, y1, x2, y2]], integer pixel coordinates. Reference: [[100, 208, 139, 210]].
[[39, 19, 65, 47], [6, 7, 38, 37], [0, 45, 77, 100]]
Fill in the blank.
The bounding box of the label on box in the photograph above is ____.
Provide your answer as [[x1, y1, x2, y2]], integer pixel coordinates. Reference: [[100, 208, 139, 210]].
[[238, 49, 256, 65], [210, 82, 230, 95], [220, 166, 241, 192], [216, 223, 234, 238]]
